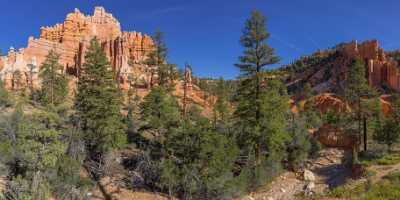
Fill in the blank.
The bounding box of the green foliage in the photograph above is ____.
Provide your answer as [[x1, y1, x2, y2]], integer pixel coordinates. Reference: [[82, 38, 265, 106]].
[[145, 31, 167, 67], [38, 50, 68, 107], [160, 116, 239, 199], [0, 104, 80, 200], [144, 31, 178, 88], [51, 155, 93, 200], [157, 64, 179, 88], [344, 58, 369, 104], [213, 77, 230, 126], [139, 86, 181, 156], [287, 115, 312, 170], [373, 118, 400, 151], [328, 175, 400, 200], [75, 38, 126, 155], [234, 10, 289, 173], [0, 79, 12, 108], [235, 10, 279, 77]]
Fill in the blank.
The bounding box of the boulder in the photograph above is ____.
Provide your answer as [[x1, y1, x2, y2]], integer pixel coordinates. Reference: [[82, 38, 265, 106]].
[[303, 169, 316, 182]]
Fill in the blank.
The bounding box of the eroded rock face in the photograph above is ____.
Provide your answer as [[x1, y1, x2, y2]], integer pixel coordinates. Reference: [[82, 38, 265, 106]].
[[343, 40, 400, 92], [315, 124, 358, 149], [0, 7, 154, 91]]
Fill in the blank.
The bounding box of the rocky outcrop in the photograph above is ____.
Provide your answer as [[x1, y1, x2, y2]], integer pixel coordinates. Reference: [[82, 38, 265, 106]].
[[312, 93, 349, 114], [0, 7, 154, 91], [285, 40, 400, 94], [345, 40, 400, 92], [315, 124, 358, 149]]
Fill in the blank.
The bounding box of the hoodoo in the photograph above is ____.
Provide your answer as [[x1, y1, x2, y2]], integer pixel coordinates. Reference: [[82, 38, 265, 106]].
[[0, 7, 155, 91]]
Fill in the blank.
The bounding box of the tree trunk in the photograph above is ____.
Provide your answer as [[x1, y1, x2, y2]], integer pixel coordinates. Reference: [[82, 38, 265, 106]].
[[363, 116, 367, 151]]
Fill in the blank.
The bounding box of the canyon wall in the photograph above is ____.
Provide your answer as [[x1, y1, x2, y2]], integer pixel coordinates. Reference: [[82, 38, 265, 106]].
[[343, 40, 400, 92], [0, 7, 155, 91]]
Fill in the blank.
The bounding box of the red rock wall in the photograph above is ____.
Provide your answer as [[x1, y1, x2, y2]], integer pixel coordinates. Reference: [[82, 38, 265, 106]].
[[343, 40, 400, 92], [0, 7, 154, 91]]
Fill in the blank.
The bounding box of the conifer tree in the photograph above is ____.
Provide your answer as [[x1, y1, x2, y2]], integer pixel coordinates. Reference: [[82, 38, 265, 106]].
[[161, 111, 238, 199], [145, 31, 168, 88], [75, 38, 126, 156], [38, 50, 68, 107], [139, 86, 181, 157], [213, 77, 229, 127], [344, 58, 369, 154], [158, 63, 179, 88], [234, 10, 287, 168], [373, 118, 400, 152]]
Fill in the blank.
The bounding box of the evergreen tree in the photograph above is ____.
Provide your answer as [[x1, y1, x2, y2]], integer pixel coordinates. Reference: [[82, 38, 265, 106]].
[[373, 118, 400, 152], [213, 77, 229, 127], [344, 58, 370, 155], [75, 38, 126, 156], [303, 83, 313, 100], [287, 115, 311, 170], [161, 115, 238, 200], [144, 31, 168, 88], [0, 106, 67, 200], [373, 95, 400, 152], [38, 50, 68, 107], [0, 79, 12, 108], [158, 63, 179, 88], [139, 86, 181, 157], [234, 10, 286, 169]]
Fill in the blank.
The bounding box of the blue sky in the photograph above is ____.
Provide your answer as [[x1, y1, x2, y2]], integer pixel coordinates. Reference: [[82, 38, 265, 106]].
[[0, 0, 399, 79]]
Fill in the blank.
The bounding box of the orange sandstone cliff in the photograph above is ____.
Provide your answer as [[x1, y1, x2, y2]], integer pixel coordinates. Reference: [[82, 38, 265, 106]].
[[0, 7, 154, 91], [0, 7, 213, 111], [286, 40, 400, 94]]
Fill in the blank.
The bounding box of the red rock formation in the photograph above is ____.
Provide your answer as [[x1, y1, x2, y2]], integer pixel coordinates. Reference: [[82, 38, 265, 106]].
[[0, 7, 154, 91], [312, 93, 350, 114], [315, 124, 358, 149], [0, 7, 216, 115], [343, 40, 400, 92]]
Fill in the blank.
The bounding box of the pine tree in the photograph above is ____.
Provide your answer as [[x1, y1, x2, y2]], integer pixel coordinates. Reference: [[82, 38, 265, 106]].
[[75, 38, 126, 156], [213, 77, 229, 127], [234, 10, 286, 168], [161, 115, 238, 199], [373, 118, 400, 152], [145, 31, 168, 88], [344, 58, 369, 155], [139, 86, 181, 157], [38, 50, 68, 107], [0, 105, 67, 200], [158, 63, 179, 88]]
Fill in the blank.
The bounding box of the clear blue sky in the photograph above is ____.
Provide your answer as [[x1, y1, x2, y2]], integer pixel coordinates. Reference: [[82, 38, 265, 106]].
[[1, 0, 399, 79]]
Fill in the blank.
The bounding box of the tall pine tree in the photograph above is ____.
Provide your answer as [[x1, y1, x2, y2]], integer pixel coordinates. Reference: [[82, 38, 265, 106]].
[[75, 38, 126, 156], [344, 58, 369, 155], [38, 50, 68, 107], [234, 10, 288, 170], [144, 31, 168, 88]]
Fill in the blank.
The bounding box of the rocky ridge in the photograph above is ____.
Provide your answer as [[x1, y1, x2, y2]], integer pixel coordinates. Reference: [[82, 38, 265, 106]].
[[0, 7, 214, 110], [285, 40, 400, 94], [0, 7, 154, 91]]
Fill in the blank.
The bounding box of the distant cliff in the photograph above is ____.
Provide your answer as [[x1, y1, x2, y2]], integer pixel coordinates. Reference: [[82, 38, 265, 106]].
[[0, 7, 215, 112], [0, 7, 154, 91], [283, 40, 400, 94]]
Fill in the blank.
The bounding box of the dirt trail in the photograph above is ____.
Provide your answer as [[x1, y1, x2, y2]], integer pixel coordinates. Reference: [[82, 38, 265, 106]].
[[343, 159, 400, 191], [240, 148, 352, 200], [368, 162, 400, 184]]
